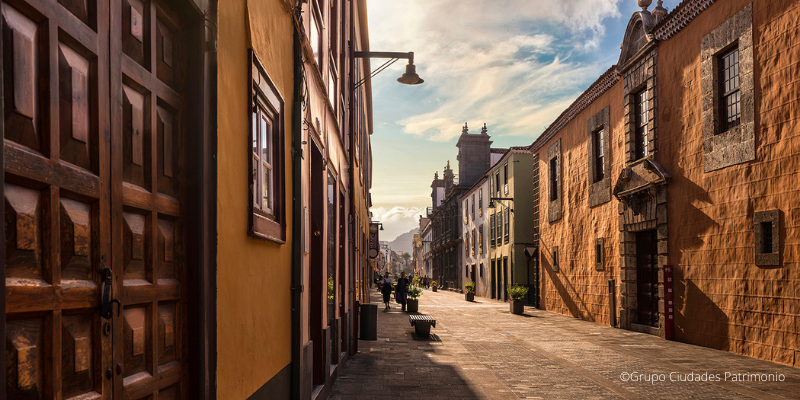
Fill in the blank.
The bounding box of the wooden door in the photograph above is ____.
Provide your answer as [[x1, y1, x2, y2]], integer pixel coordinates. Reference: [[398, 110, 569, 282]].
[[4, 0, 113, 397], [110, 0, 189, 397], [635, 230, 659, 327], [4, 0, 191, 396]]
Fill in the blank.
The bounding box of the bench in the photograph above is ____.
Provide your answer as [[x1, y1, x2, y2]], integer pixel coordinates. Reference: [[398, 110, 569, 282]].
[[409, 314, 436, 337]]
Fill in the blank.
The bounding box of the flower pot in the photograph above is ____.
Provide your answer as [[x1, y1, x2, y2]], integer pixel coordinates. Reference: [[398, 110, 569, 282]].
[[510, 300, 524, 315], [432, 287, 438, 292], [465, 292, 474, 302], [407, 298, 419, 313]]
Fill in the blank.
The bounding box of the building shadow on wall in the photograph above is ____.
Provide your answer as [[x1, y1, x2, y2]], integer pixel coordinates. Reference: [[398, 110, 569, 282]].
[[676, 279, 729, 352], [540, 246, 588, 320]]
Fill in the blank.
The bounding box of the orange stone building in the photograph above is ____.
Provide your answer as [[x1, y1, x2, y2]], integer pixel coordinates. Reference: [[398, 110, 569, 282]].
[[530, 0, 800, 367]]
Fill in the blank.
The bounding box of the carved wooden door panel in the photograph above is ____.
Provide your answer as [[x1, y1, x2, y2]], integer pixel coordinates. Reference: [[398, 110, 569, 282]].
[[110, 0, 188, 398], [3, 0, 113, 397]]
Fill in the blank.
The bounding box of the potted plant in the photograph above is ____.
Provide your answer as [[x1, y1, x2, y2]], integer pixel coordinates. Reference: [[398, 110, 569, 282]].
[[431, 281, 438, 292], [507, 284, 528, 315], [407, 284, 423, 312], [464, 281, 476, 301]]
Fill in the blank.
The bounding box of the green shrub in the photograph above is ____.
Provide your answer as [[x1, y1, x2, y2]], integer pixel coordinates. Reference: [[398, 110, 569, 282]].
[[327, 276, 335, 300], [430, 281, 438, 287], [464, 281, 476, 293], [507, 284, 528, 301]]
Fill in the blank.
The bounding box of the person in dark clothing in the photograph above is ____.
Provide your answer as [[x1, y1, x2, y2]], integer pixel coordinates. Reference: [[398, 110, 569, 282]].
[[396, 272, 410, 312], [381, 274, 393, 310]]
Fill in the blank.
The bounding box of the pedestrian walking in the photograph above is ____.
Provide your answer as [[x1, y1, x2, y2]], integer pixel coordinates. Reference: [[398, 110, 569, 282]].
[[396, 272, 410, 312], [381, 274, 393, 310]]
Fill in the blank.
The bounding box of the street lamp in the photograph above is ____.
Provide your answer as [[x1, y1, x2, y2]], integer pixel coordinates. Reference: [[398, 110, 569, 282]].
[[354, 51, 424, 88], [488, 197, 514, 212]]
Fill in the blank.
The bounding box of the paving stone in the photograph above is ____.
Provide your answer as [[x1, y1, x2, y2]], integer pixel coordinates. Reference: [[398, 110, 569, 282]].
[[329, 289, 800, 399]]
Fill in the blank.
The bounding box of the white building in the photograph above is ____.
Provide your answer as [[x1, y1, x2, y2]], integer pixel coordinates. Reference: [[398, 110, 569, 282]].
[[460, 176, 490, 297]]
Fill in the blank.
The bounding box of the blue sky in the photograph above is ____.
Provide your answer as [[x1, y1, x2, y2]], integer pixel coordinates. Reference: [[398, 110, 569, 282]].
[[367, 0, 680, 241]]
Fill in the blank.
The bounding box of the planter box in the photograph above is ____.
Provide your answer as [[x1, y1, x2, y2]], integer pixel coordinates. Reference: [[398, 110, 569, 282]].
[[407, 299, 419, 313], [432, 287, 438, 292], [510, 300, 524, 315], [465, 292, 474, 302]]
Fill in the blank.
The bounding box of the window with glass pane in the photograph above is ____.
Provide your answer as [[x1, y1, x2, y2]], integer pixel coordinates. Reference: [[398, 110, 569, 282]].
[[503, 164, 508, 194], [252, 101, 275, 216], [719, 46, 741, 132], [634, 89, 648, 160], [549, 158, 558, 201], [594, 129, 604, 182], [504, 208, 510, 241], [479, 189, 482, 216]]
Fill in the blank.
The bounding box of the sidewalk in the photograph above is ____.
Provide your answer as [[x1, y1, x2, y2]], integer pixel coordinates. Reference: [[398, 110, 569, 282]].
[[330, 289, 800, 399]]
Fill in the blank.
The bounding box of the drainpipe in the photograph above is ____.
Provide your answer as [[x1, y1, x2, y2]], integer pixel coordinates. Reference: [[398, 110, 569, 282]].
[[290, 1, 303, 398]]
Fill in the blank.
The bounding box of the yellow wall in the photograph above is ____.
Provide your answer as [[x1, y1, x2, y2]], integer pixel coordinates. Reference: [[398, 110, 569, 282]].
[[217, 0, 294, 397]]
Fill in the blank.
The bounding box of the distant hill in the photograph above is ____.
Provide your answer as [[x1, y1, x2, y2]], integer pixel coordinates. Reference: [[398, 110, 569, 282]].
[[386, 228, 418, 254]]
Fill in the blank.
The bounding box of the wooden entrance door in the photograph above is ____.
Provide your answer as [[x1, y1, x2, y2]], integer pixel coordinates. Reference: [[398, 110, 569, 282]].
[[111, 0, 189, 397], [4, 0, 192, 396], [4, 0, 113, 396], [635, 230, 659, 327]]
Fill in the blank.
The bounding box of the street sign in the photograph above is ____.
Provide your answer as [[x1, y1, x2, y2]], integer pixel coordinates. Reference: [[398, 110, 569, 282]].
[[369, 223, 379, 259]]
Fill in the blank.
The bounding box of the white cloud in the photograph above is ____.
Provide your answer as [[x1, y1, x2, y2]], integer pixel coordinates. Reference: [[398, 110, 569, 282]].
[[368, 0, 622, 141], [371, 206, 426, 241]]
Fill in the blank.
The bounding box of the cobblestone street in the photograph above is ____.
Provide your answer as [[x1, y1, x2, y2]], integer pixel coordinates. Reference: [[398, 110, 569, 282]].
[[330, 289, 800, 399]]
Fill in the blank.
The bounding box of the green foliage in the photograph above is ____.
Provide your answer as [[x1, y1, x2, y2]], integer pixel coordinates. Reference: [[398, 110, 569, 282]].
[[464, 281, 476, 293], [507, 284, 528, 301], [412, 275, 420, 284], [408, 283, 424, 300], [430, 281, 438, 287], [327, 276, 335, 300]]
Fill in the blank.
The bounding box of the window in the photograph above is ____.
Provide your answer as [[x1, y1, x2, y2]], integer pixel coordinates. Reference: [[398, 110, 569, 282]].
[[504, 208, 510, 243], [464, 201, 468, 224], [754, 210, 779, 266], [503, 163, 508, 194], [309, 0, 324, 69], [700, 5, 754, 172], [594, 238, 604, 270], [490, 213, 495, 247], [479, 225, 484, 254], [549, 158, 558, 201], [465, 234, 469, 257], [497, 211, 503, 246], [495, 172, 500, 195], [719, 47, 741, 132], [472, 228, 477, 256], [594, 129, 605, 182], [478, 189, 483, 217], [471, 194, 475, 220], [634, 88, 648, 160], [480, 264, 483, 278], [552, 246, 559, 272], [248, 50, 285, 242]]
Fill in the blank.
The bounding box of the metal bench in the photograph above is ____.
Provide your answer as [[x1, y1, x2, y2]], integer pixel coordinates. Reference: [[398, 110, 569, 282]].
[[409, 314, 436, 337]]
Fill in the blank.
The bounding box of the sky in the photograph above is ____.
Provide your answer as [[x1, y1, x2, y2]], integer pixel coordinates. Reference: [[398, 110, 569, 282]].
[[366, 0, 680, 242]]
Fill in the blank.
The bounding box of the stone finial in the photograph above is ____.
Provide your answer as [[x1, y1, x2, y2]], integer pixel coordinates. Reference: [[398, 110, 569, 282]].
[[653, 0, 668, 22], [638, 0, 651, 11], [446, 160, 451, 169], [481, 123, 488, 135], [462, 122, 469, 135], [434, 172, 438, 180]]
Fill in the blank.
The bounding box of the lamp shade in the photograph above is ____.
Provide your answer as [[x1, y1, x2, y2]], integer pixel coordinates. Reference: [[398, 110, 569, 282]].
[[397, 63, 424, 85]]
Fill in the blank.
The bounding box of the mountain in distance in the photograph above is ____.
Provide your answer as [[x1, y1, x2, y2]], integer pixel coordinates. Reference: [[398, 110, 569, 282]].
[[386, 228, 418, 254]]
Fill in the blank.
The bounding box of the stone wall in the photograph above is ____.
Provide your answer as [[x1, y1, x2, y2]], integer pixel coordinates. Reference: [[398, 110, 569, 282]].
[[535, 82, 624, 326], [658, 0, 800, 366]]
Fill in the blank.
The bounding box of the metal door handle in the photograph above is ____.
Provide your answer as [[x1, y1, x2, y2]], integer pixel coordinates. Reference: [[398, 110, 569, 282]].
[[100, 267, 121, 319]]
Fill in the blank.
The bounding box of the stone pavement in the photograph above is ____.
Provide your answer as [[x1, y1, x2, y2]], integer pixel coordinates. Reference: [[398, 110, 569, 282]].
[[329, 289, 800, 399]]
